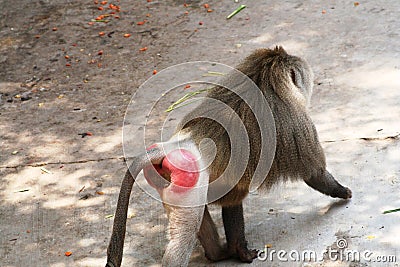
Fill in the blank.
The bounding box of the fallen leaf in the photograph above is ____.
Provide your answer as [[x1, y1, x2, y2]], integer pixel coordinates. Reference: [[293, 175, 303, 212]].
[[383, 208, 400, 214], [123, 33, 131, 38], [52, 27, 58, 31], [109, 4, 120, 10], [137, 21, 146, 25], [204, 3, 209, 8], [65, 251, 72, 257], [139, 47, 148, 51], [207, 9, 213, 13], [354, 2, 360, 6], [98, 50, 103, 55], [99, 31, 105, 36], [78, 132, 93, 138], [98, 6, 104, 10], [14, 189, 29, 193], [40, 167, 52, 174], [166, 88, 210, 112], [100, 0, 107, 5], [322, 9, 327, 14], [80, 193, 92, 200], [184, 84, 191, 89], [203, 71, 225, 76], [226, 4, 246, 19], [153, 69, 157, 75], [96, 191, 105, 195], [12, 150, 18, 155]]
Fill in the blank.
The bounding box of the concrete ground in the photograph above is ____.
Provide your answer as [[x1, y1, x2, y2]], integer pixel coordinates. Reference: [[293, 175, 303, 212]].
[[0, 0, 399, 266]]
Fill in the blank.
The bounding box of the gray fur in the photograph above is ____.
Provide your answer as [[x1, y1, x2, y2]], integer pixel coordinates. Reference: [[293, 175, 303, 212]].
[[105, 47, 351, 267]]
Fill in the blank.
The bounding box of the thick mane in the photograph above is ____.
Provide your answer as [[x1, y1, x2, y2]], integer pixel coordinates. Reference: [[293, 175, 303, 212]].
[[180, 46, 323, 192]]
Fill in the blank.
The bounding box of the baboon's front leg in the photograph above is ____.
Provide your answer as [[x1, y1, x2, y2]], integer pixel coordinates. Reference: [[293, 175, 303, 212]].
[[304, 169, 352, 199]]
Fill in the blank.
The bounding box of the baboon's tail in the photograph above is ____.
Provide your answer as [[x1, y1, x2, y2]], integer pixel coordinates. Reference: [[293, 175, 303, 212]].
[[106, 147, 164, 267]]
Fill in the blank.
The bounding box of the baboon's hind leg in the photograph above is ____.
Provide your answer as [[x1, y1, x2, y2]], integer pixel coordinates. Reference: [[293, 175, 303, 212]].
[[197, 205, 229, 262], [222, 203, 258, 263], [304, 169, 352, 199], [162, 204, 205, 267]]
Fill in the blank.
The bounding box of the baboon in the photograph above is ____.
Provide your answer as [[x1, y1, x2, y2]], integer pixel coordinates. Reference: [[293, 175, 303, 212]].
[[105, 46, 352, 267]]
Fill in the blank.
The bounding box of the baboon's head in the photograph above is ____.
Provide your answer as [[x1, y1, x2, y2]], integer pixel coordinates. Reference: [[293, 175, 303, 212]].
[[238, 46, 314, 107]]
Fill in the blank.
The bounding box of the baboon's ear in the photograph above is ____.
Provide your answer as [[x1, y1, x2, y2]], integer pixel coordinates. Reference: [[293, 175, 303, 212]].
[[290, 68, 297, 87], [275, 46, 287, 54]]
